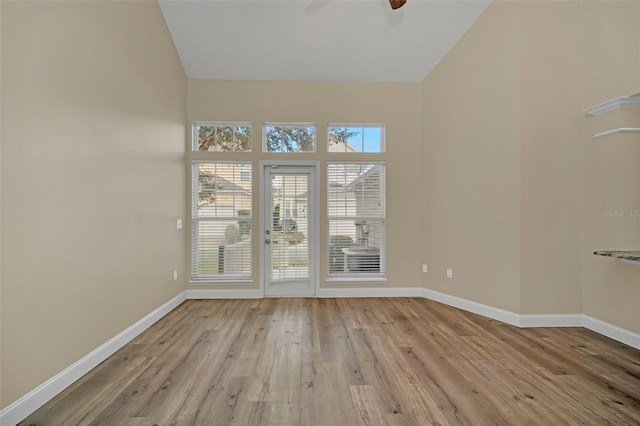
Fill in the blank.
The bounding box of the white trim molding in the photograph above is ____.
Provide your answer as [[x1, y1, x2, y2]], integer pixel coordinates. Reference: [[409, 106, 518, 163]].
[[0, 291, 187, 426], [421, 288, 521, 326], [186, 288, 263, 299], [421, 288, 639, 350], [585, 96, 640, 116], [583, 316, 640, 350], [317, 287, 423, 298], [324, 277, 389, 284], [519, 314, 583, 328]]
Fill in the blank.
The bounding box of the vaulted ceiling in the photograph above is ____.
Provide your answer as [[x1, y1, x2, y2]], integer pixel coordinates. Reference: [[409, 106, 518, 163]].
[[159, 0, 490, 83]]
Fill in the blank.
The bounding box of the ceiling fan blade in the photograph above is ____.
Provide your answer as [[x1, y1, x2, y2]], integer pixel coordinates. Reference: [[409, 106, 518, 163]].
[[389, 0, 407, 10]]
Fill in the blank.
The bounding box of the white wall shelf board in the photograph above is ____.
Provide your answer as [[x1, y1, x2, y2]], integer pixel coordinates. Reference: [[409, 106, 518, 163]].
[[592, 128, 640, 139], [585, 96, 640, 116]]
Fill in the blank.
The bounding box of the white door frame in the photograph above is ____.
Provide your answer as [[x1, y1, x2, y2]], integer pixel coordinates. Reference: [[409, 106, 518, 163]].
[[259, 161, 320, 297]]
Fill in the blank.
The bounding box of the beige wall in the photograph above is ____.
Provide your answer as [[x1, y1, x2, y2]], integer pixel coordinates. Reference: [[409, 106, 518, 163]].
[[421, 2, 522, 313], [187, 80, 422, 290], [582, 1, 640, 333], [518, 1, 584, 314], [1, 0, 187, 409], [422, 1, 640, 329]]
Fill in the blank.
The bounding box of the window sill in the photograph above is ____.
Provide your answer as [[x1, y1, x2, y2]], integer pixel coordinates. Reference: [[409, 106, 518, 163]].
[[189, 279, 255, 286], [325, 276, 388, 284]]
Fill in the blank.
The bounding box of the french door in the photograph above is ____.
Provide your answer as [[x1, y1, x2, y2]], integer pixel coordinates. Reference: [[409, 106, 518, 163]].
[[262, 164, 317, 297]]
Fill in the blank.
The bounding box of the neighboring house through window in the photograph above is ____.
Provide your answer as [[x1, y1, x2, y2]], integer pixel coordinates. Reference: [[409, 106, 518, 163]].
[[192, 162, 252, 281], [328, 124, 384, 153], [327, 162, 386, 278]]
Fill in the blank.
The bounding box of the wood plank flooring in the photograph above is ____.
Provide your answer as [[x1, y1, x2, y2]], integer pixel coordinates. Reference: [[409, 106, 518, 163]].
[[20, 298, 640, 425]]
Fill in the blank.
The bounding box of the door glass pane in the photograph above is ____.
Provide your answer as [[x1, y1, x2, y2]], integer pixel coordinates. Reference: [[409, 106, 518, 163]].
[[270, 174, 309, 282]]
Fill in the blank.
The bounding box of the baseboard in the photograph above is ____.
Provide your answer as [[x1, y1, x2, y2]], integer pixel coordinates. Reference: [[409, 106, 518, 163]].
[[0, 291, 187, 426], [421, 288, 639, 349], [317, 287, 424, 298], [584, 315, 640, 350], [518, 314, 584, 328], [422, 289, 582, 328], [421, 288, 522, 327], [186, 288, 263, 299]]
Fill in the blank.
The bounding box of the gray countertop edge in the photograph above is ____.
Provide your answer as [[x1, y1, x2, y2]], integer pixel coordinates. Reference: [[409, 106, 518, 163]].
[[594, 250, 640, 262]]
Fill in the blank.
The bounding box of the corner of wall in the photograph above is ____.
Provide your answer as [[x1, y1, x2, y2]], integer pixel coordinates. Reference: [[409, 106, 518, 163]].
[[420, 1, 522, 314]]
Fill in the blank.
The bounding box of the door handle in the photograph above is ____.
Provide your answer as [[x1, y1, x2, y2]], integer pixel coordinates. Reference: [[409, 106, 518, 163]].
[[265, 239, 271, 244]]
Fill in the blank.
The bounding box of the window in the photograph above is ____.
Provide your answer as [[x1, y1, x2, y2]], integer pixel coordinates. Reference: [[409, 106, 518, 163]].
[[327, 163, 386, 277], [240, 164, 251, 182], [263, 123, 316, 152], [328, 124, 384, 153], [193, 122, 251, 152], [192, 162, 252, 281]]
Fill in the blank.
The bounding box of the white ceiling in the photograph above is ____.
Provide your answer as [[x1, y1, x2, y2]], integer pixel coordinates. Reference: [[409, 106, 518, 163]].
[[158, 0, 490, 83]]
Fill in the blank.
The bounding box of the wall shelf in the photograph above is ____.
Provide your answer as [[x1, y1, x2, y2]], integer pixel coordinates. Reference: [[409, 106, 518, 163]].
[[585, 96, 640, 116], [594, 250, 640, 265], [592, 127, 640, 139]]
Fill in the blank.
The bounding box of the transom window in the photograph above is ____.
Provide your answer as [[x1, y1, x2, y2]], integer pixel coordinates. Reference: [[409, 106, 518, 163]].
[[328, 124, 385, 153], [263, 123, 316, 153], [193, 122, 252, 152], [327, 163, 386, 277]]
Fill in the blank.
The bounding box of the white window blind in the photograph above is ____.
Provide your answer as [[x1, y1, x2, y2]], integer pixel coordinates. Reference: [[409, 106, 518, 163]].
[[192, 162, 252, 281], [327, 163, 386, 277]]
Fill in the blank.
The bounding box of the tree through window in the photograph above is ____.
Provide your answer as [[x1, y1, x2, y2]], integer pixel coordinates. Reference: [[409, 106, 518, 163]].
[[263, 123, 316, 152], [194, 122, 251, 152]]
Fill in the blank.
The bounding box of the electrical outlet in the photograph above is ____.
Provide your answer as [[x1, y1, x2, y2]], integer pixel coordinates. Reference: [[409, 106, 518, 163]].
[[176, 219, 183, 230], [422, 264, 428, 273], [173, 270, 178, 280], [446, 268, 453, 279]]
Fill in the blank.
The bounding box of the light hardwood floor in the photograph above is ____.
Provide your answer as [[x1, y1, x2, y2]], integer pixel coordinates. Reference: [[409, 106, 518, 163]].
[[20, 298, 640, 425]]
